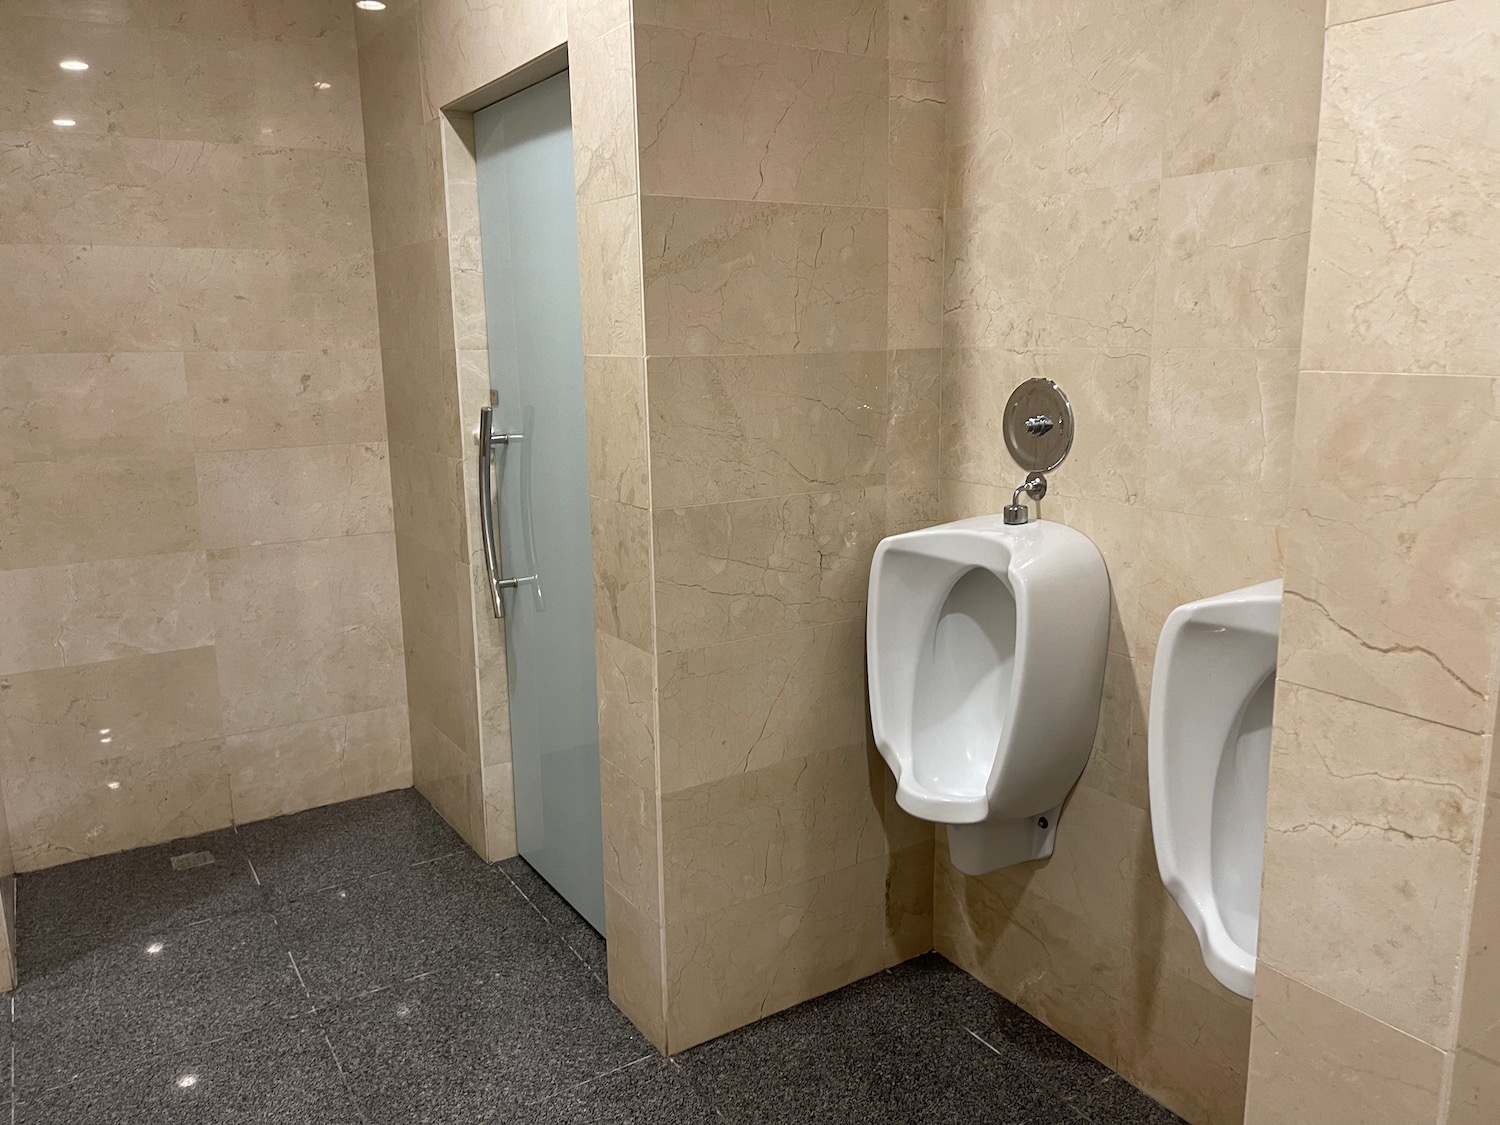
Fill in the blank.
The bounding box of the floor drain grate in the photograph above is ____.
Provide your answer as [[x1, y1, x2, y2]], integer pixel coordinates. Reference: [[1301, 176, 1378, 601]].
[[170, 850, 216, 871]]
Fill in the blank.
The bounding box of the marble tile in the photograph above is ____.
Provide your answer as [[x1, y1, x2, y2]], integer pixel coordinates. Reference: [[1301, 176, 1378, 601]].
[[1163, 0, 1324, 177], [657, 620, 869, 793], [481, 766, 517, 862], [0, 647, 223, 772], [889, 59, 944, 209], [0, 135, 375, 253], [642, 195, 887, 356], [207, 533, 400, 643], [185, 350, 386, 452], [403, 624, 479, 754], [1244, 969, 1445, 1125], [1144, 348, 1298, 522], [653, 487, 883, 653], [664, 843, 932, 1050], [633, 0, 887, 55], [596, 631, 657, 791], [197, 443, 393, 549], [1259, 684, 1484, 1046], [584, 355, 649, 506], [884, 348, 940, 535], [225, 705, 411, 825], [1278, 372, 1500, 732], [947, 12, 1166, 205], [1135, 509, 1282, 665], [578, 194, 645, 356], [0, 553, 213, 676], [393, 535, 472, 663], [0, 453, 202, 570], [417, 0, 566, 122], [1302, 0, 1500, 375], [0, 17, 160, 139], [601, 759, 660, 920], [410, 711, 484, 852], [0, 352, 190, 465], [156, 32, 365, 152], [1458, 786, 1500, 1054], [215, 623, 405, 735], [888, 209, 943, 349], [889, 0, 943, 61], [1154, 159, 1314, 350], [1046, 493, 1144, 660], [4, 740, 233, 871], [661, 744, 887, 915], [374, 239, 451, 355], [603, 882, 667, 1049], [366, 119, 444, 254], [1326, 0, 1452, 22], [637, 25, 887, 207], [379, 348, 465, 460], [355, 4, 425, 139], [1448, 1049, 1500, 1125], [1077, 652, 1151, 810], [390, 448, 467, 562], [572, 23, 638, 205], [942, 183, 1158, 351], [591, 497, 655, 652], [648, 352, 888, 508]]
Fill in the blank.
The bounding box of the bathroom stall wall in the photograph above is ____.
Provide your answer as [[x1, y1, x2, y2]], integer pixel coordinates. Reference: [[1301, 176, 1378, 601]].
[[0, 0, 408, 870], [1244, 3, 1500, 1123], [630, 0, 945, 1050], [933, 1, 1324, 1121]]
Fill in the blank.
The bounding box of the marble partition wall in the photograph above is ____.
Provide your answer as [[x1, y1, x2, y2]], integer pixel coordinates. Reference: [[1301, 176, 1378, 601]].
[[0, 0, 409, 869], [1244, 3, 1500, 1123], [630, 0, 945, 1050], [933, 1, 1325, 1122]]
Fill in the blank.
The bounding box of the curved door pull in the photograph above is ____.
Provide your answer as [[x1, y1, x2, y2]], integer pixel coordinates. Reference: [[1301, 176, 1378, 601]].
[[476, 405, 538, 619]]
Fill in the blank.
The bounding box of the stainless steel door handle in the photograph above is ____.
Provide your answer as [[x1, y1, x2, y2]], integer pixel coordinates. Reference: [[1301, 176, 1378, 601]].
[[476, 405, 536, 619]]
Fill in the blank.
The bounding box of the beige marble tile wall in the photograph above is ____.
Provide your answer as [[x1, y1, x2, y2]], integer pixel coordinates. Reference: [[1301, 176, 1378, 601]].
[[1242, 3, 1500, 1123], [354, 0, 570, 861], [0, 0, 410, 870], [933, 0, 1324, 1121], [632, 0, 945, 1051]]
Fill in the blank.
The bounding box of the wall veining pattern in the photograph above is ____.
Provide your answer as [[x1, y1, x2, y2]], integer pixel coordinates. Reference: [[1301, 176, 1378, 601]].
[[1245, 3, 1500, 1123], [0, 0, 408, 869], [933, 1, 1324, 1122]]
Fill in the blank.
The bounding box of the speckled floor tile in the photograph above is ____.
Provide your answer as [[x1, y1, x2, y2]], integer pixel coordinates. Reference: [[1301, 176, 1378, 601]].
[[509, 1058, 720, 1125], [321, 944, 650, 1124], [236, 789, 465, 904], [13, 911, 310, 1095], [1066, 1073, 1187, 1125], [13, 1023, 364, 1125], [275, 849, 550, 1003], [17, 829, 260, 973], [496, 857, 607, 979], [676, 968, 1073, 1125]]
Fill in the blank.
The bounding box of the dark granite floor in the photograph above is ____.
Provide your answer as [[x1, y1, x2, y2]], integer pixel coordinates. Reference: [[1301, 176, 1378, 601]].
[[4, 790, 1185, 1125]]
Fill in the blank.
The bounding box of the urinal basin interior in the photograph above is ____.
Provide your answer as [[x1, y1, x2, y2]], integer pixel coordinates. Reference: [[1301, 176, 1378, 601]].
[[910, 566, 1017, 805], [1150, 579, 1281, 999]]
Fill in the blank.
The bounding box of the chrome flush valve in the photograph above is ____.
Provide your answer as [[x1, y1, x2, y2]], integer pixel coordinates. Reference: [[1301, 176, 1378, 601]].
[[1003, 472, 1048, 526]]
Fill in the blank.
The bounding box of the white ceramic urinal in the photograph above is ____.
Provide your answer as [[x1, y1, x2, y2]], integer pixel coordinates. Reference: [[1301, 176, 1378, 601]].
[[1149, 580, 1283, 999], [867, 516, 1109, 876]]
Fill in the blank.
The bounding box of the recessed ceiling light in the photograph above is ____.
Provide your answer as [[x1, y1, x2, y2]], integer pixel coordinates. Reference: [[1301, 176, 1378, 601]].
[[313, 80, 332, 90], [355, 1, 386, 9], [59, 58, 89, 71], [52, 117, 77, 127]]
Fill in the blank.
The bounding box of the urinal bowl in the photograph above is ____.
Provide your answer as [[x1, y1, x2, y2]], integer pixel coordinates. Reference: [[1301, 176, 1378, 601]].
[[868, 516, 1110, 875], [1148, 580, 1282, 999]]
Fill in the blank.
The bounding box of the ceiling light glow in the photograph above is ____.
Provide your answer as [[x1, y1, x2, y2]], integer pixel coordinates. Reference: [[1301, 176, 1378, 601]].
[[52, 117, 77, 127], [313, 80, 332, 90], [59, 58, 89, 71], [355, 1, 386, 9]]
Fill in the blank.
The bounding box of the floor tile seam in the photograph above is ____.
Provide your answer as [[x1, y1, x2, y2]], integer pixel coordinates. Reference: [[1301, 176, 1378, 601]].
[[964, 1027, 1088, 1103], [490, 862, 599, 979], [319, 1030, 373, 1125], [259, 845, 472, 906], [519, 1052, 658, 1108], [665, 1056, 738, 1124]]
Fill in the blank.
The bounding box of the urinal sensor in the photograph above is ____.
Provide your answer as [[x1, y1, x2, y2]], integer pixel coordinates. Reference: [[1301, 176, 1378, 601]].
[[1002, 379, 1074, 525]]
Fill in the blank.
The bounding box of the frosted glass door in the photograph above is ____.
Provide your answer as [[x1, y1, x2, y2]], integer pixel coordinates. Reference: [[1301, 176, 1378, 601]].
[[475, 71, 605, 933]]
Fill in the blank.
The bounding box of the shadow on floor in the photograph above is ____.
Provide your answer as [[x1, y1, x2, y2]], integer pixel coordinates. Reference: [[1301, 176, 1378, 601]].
[[4, 790, 1184, 1125]]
